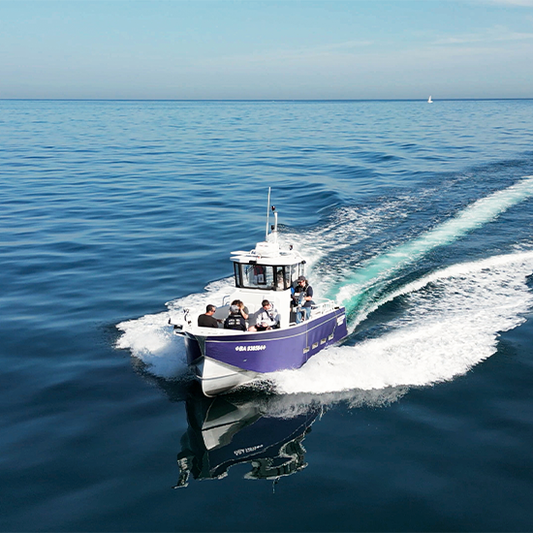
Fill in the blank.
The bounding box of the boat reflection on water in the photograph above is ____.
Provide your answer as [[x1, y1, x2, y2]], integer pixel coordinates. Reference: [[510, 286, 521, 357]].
[[174, 387, 320, 487]]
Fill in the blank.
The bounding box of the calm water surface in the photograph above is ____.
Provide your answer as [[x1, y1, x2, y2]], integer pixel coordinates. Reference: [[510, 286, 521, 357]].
[[1, 99, 533, 531]]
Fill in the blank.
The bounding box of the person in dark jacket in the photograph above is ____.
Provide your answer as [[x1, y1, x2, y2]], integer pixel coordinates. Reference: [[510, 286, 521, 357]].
[[224, 305, 247, 331], [231, 299, 249, 321], [292, 276, 313, 323], [198, 304, 220, 328]]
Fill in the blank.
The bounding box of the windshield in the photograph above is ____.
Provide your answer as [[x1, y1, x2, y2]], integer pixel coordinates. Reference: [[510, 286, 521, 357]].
[[234, 264, 300, 290]]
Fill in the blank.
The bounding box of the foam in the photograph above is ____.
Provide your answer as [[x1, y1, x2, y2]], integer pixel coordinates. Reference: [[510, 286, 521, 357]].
[[228, 386, 410, 418], [116, 311, 187, 379], [331, 176, 533, 319], [282, 198, 412, 288], [269, 251, 533, 395], [116, 278, 237, 378]]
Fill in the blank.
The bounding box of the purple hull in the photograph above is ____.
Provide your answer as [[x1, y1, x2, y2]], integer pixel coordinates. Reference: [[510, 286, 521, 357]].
[[185, 307, 347, 374]]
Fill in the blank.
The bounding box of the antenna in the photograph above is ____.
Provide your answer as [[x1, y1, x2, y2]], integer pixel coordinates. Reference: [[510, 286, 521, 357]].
[[265, 187, 271, 240]]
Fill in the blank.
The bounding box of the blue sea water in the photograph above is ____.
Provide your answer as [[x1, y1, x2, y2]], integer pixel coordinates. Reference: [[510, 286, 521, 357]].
[[1, 99, 533, 532]]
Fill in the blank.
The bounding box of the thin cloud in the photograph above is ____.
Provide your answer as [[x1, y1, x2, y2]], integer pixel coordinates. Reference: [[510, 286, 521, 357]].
[[487, 0, 533, 6], [432, 25, 533, 45], [316, 40, 376, 52], [204, 40, 376, 67], [263, 40, 376, 60]]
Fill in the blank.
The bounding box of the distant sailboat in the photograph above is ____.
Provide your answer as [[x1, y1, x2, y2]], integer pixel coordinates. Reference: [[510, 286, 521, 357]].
[[428, 95, 433, 103]]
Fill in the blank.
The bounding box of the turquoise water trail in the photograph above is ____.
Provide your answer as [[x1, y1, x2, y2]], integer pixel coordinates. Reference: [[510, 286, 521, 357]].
[[328, 176, 533, 325], [272, 250, 533, 394]]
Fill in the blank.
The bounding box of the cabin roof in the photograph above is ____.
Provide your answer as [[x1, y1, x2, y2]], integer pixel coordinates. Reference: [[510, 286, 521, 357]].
[[230, 240, 303, 266]]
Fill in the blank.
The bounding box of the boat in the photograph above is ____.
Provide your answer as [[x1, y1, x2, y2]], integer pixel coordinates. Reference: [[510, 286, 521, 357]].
[[170, 189, 348, 397], [428, 95, 433, 103]]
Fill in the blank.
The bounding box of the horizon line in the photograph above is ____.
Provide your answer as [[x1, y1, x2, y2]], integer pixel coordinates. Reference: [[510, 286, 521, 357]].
[[1, 97, 532, 103]]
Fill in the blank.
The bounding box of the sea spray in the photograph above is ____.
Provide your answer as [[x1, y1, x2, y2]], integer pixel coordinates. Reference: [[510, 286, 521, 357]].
[[270, 251, 533, 395], [327, 176, 533, 326]]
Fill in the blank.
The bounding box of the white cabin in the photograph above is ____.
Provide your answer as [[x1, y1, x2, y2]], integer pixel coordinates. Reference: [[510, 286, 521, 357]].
[[229, 233, 306, 328]]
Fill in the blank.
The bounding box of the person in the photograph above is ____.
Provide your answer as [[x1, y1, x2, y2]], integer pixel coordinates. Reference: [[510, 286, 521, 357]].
[[197, 304, 220, 328], [292, 275, 313, 323], [252, 265, 265, 284], [248, 300, 280, 332], [276, 269, 285, 290], [224, 305, 247, 331], [231, 299, 249, 321]]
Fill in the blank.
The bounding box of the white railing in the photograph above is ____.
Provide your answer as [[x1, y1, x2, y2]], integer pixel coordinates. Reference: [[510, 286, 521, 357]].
[[311, 299, 338, 316]]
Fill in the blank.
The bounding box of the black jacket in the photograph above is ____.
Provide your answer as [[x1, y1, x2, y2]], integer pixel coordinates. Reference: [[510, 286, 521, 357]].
[[224, 313, 246, 331], [198, 314, 219, 328]]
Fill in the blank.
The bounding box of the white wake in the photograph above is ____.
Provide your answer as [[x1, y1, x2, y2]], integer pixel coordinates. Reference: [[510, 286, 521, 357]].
[[269, 251, 533, 394]]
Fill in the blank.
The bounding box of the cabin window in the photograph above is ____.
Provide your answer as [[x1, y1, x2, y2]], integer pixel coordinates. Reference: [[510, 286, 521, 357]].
[[289, 265, 297, 285], [248, 265, 272, 287], [234, 264, 293, 290], [284, 268, 292, 289], [275, 267, 292, 290], [288, 264, 305, 286], [233, 264, 275, 289], [234, 263, 242, 287]]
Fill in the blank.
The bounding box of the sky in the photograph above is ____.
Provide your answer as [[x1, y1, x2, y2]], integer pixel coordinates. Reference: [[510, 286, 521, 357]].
[[1, 0, 532, 100]]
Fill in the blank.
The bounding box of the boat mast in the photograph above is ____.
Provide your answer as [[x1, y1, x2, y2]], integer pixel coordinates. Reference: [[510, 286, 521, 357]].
[[265, 187, 271, 240]]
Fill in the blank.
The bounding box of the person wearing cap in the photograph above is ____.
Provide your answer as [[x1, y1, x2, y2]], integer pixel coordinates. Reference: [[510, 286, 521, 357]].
[[248, 300, 280, 332], [292, 275, 314, 323], [224, 304, 247, 331], [198, 304, 221, 328]]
